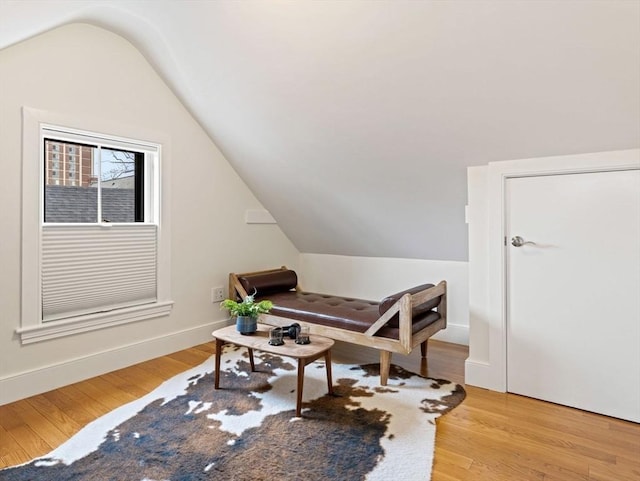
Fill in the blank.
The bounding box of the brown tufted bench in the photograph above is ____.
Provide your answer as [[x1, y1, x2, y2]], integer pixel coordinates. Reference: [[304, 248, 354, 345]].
[[228, 267, 447, 385]]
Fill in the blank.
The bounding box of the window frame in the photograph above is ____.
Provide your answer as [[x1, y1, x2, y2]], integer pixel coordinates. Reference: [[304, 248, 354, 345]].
[[19, 107, 173, 344], [42, 133, 150, 224]]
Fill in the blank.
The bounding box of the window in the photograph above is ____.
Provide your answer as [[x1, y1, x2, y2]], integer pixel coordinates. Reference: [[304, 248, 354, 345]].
[[43, 138, 144, 223], [19, 108, 173, 344]]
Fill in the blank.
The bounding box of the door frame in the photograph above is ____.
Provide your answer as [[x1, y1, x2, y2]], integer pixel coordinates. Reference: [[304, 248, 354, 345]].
[[469, 149, 639, 392]]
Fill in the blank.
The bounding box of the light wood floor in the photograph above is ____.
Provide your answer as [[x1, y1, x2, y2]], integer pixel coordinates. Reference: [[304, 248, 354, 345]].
[[0, 341, 638, 480]]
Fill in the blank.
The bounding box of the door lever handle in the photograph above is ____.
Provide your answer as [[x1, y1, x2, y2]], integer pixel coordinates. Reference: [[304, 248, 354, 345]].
[[511, 236, 536, 247]]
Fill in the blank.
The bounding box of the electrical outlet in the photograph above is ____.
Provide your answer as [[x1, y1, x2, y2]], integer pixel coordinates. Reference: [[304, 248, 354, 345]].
[[211, 287, 224, 303]]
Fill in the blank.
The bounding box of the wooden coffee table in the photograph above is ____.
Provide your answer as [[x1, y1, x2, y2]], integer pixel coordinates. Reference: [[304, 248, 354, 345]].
[[212, 323, 334, 417]]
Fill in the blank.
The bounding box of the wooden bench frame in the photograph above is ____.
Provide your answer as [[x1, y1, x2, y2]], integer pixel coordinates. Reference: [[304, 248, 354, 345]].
[[228, 267, 447, 385]]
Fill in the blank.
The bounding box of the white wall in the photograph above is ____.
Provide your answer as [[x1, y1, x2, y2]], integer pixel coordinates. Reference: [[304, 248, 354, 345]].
[[465, 149, 640, 392], [466, 166, 490, 363], [299, 253, 468, 346], [0, 23, 300, 405], [298, 253, 468, 370]]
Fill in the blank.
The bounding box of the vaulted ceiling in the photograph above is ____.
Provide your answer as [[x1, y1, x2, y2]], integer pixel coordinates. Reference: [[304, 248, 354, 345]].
[[1, 1, 638, 261]]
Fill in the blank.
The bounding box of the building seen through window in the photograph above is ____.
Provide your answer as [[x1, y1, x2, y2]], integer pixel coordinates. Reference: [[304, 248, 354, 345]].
[[44, 139, 143, 223]]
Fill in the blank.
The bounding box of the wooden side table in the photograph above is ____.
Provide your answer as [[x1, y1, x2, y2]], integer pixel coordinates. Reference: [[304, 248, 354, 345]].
[[212, 323, 334, 417]]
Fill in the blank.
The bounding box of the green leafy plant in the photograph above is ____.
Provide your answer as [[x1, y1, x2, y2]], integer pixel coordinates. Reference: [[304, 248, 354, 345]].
[[220, 294, 273, 318]]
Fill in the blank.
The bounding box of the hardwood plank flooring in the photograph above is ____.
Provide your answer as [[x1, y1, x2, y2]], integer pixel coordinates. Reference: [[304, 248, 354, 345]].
[[0, 340, 638, 480]]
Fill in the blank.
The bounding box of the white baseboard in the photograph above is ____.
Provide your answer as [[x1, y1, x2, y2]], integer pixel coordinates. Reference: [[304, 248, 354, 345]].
[[432, 322, 468, 346], [0, 320, 228, 406], [464, 358, 506, 392]]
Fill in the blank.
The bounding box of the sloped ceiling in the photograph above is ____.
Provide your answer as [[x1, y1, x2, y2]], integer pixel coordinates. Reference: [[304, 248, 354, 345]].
[[1, 1, 638, 261]]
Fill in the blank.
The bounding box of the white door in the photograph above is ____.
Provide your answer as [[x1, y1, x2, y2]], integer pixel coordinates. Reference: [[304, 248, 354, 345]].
[[506, 169, 640, 422]]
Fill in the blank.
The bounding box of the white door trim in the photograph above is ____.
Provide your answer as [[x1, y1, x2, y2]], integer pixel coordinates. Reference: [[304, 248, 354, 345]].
[[482, 149, 639, 392]]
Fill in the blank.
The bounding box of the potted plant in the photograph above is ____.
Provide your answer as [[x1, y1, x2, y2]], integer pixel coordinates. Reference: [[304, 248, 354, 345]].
[[220, 294, 273, 335]]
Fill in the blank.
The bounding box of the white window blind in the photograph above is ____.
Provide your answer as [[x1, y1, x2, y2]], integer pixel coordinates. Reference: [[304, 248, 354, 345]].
[[42, 224, 157, 322]]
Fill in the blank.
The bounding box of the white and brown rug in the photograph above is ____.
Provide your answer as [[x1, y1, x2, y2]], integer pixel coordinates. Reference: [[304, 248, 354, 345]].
[[2, 345, 465, 480]]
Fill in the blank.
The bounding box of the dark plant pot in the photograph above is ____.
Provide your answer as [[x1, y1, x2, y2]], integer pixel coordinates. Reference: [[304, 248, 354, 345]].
[[236, 315, 257, 335]]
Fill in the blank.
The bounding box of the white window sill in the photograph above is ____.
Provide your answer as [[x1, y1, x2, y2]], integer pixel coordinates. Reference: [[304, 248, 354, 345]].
[[16, 301, 174, 345]]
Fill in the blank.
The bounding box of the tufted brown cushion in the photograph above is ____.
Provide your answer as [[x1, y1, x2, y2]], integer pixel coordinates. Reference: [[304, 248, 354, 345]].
[[238, 270, 298, 297], [379, 283, 440, 328], [263, 291, 380, 332], [258, 290, 441, 340]]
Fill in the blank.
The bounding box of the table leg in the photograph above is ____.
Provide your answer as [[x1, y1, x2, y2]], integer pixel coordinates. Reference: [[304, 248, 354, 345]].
[[247, 347, 255, 371], [296, 358, 305, 417], [214, 338, 223, 389], [324, 350, 333, 395]]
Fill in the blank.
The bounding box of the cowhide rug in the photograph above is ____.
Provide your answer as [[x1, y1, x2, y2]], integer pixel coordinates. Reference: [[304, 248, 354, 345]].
[[2, 345, 465, 481]]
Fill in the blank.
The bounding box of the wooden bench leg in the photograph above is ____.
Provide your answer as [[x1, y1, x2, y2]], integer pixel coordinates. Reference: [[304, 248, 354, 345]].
[[380, 350, 391, 386], [421, 340, 428, 359]]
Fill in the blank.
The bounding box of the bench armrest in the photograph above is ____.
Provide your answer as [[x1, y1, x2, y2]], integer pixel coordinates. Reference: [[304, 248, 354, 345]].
[[364, 281, 447, 352]]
